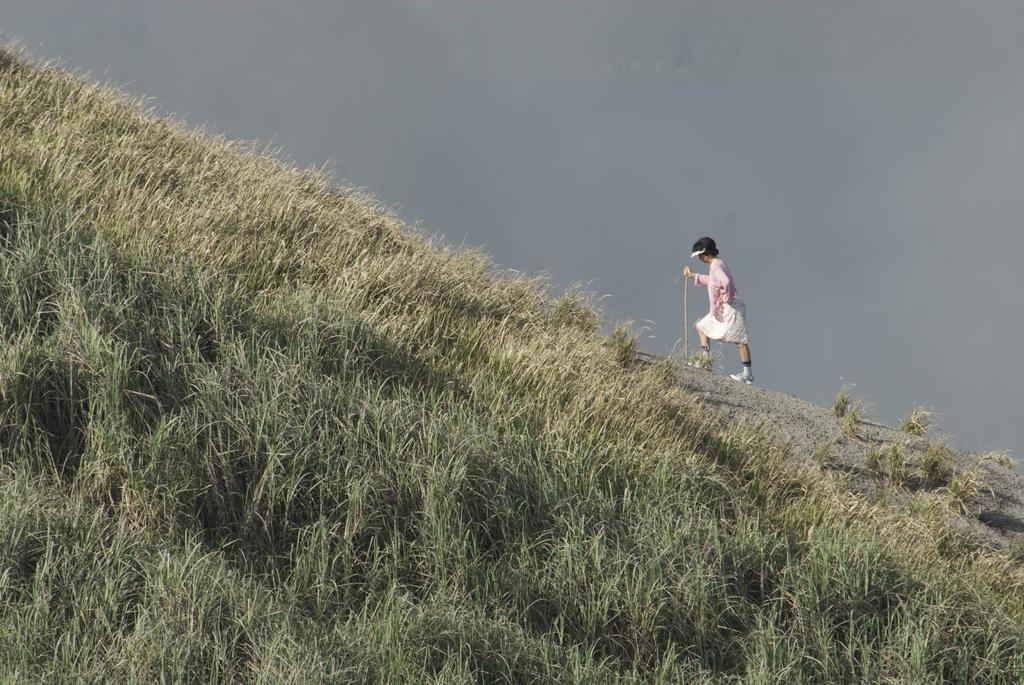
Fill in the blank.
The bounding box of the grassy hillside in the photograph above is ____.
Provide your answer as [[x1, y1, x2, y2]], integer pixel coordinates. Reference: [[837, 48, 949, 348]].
[[1, 46, 1024, 683]]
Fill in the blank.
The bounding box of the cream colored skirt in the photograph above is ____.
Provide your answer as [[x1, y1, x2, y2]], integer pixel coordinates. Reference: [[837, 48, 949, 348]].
[[696, 298, 749, 344]]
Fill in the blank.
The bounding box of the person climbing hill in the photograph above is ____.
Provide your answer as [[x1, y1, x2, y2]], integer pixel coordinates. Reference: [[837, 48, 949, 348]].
[[683, 236, 754, 384]]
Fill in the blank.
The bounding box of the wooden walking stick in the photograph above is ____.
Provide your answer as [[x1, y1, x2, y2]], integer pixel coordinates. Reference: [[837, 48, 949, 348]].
[[683, 273, 689, 361]]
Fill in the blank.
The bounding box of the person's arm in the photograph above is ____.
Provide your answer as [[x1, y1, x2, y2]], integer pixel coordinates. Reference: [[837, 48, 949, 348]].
[[713, 269, 732, 303], [709, 269, 731, 318], [683, 267, 709, 286]]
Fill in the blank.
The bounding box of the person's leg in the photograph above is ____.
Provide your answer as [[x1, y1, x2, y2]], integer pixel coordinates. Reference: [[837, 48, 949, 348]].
[[695, 322, 712, 358], [695, 322, 710, 350], [730, 342, 753, 383], [688, 322, 712, 367]]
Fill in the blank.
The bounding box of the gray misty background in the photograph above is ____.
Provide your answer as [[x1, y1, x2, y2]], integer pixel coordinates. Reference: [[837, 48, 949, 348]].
[[3, 2, 1024, 460]]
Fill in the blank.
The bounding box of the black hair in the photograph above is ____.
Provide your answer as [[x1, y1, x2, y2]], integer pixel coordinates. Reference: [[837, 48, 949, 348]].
[[692, 236, 719, 257]]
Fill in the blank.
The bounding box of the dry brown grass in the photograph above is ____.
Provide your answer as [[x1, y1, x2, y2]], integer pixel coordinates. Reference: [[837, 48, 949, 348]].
[[980, 450, 1016, 470], [901, 406, 933, 436], [944, 469, 985, 516], [814, 435, 840, 465]]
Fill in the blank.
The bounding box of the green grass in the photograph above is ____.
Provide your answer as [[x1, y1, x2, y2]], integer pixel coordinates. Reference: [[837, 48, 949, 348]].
[[864, 443, 885, 475], [833, 386, 865, 440], [919, 440, 954, 487], [887, 443, 908, 487], [832, 387, 852, 418], [813, 435, 839, 465], [839, 407, 862, 441], [1, 45, 1024, 682]]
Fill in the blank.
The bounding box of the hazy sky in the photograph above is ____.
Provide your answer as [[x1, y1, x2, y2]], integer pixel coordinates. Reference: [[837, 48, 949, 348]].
[[4, 1, 1024, 459]]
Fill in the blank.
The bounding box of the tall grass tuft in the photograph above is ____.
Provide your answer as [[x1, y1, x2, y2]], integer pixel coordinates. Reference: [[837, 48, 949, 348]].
[[834, 386, 865, 439], [832, 387, 852, 418], [865, 443, 885, 475], [605, 322, 639, 367], [901, 407, 933, 436], [919, 440, 954, 487], [814, 435, 840, 465], [945, 470, 984, 516], [887, 443, 907, 487]]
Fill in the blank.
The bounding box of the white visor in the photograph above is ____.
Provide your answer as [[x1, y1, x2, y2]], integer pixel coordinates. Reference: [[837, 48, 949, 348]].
[[690, 249, 706, 258]]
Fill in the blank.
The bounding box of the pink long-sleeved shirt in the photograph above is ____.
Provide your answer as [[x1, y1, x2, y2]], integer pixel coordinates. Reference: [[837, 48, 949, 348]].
[[693, 259, 737, 320]]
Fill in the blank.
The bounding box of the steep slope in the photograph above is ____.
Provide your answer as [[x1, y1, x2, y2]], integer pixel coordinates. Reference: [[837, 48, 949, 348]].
[[1, 47, 1024, 682]]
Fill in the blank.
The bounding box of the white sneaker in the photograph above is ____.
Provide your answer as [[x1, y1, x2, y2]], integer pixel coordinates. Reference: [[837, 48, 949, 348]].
[[730, 371, 754, 385]]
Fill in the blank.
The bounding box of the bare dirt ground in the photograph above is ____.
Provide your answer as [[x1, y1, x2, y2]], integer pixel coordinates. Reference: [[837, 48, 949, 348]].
[[668, 359, 1024, 551]]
